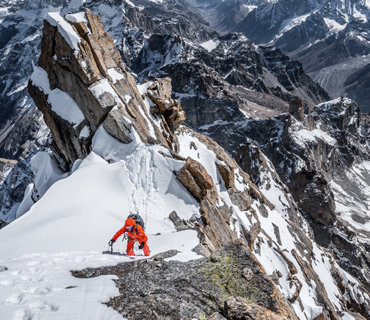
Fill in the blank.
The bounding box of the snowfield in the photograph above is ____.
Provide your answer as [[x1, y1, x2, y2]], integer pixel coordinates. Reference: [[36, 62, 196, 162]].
[[0, 138, 201, 319]]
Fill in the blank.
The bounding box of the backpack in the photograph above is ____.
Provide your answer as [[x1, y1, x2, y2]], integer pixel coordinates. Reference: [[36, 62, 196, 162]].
[[127, 213, 145, 230]]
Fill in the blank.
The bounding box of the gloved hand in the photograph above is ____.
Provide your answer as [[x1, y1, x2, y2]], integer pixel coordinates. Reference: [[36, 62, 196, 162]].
[[108, 239, 115, 246], [139, 241, 145, 249]]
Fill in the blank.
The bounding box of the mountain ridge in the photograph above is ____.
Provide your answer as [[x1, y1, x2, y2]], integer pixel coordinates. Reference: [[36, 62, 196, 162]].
[[0, 2, 369, 319]]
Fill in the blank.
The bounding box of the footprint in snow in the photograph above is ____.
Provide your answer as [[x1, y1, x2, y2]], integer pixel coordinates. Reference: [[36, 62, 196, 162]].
[[5, 292, 23, 304]]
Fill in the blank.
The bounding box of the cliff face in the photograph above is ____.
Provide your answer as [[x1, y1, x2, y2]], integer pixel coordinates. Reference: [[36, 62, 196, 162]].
[[28, 9, 184, 171], [20, 9, 369, 320], [233, 97, 370, 292]]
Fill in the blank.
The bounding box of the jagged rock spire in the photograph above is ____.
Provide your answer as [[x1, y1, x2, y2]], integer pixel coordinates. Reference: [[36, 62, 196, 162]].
[[28, 9, 185, 171]]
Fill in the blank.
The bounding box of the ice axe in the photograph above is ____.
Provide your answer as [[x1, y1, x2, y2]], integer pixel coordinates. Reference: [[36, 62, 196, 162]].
[[108, 239, 115, 254]]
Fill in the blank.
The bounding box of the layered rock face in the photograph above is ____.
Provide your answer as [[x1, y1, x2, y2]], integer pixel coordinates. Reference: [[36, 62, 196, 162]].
[[28, 9, 185, 171], [25, 9, 370, 320]]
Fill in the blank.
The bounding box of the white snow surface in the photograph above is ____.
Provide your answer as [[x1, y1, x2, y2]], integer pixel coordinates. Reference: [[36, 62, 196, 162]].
[[293, 128, 336, 146], [107, 68, 125, 83], [65, 12, 88, 24], [89, 79, 121, 106], [324, 18, 347, 33], [0, 131, 202, 318], [30, 67, 85, 128], [46, 12, 81, 52], [200, 39, 219, 52]]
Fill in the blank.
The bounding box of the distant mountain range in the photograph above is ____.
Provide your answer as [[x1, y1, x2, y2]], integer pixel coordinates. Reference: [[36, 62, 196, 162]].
[[183, 0, 370, 112]]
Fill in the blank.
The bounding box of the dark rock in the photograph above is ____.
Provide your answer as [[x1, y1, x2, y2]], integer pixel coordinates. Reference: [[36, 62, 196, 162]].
[[289, 97, 305, 122], [223, 296, 287, 320], [72, 240, 296, 320], [0, 266, 8, 272], [168, 210, 191, 231], [0, 220, 9, 229]]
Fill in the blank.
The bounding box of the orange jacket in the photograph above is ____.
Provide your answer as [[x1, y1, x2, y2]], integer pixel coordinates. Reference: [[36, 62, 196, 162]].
[[112, 224, 148, 243]]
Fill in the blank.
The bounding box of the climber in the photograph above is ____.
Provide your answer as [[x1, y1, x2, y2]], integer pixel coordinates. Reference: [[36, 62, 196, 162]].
[[108, 217, 150, 256]]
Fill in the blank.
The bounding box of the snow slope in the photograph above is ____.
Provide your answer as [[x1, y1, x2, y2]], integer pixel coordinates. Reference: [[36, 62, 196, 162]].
[[0, 137, 201, 319], [0, 123, 367, 319]]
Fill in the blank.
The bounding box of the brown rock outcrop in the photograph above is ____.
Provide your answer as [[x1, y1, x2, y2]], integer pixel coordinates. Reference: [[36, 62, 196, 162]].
[[147, 78, 186, 131], [217, 162, 235, 189], [28, 10, 174, 170], [175, 157, 218, 203], [174, 128, 278, 253], [223, 296, 288, 320], [289, 97, 305, 122]]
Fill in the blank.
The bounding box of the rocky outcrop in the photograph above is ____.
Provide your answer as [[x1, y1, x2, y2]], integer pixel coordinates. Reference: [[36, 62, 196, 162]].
[[232, 97, 370, 294], [222, 296, 287, 320], [72, 240, 297, 320], [174, 127, 277, 254], [176, 157, 217, 203], [175, 156, 238, 253], [0, 158, 17, 183], [28, 10, 182, 171], [147, 78, 186, 131]]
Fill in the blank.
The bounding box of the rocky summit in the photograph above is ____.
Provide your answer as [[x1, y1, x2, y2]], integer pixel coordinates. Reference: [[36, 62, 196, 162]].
[[0, 1, 369, 320]]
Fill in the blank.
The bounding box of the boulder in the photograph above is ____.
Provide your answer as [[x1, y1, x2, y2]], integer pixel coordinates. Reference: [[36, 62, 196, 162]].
[[148, 78, 186, 130], [217, 162, 235, 189], [102, 106, 133, 144], [175, 157, 217, 204], [223, 296, 287, 320]]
